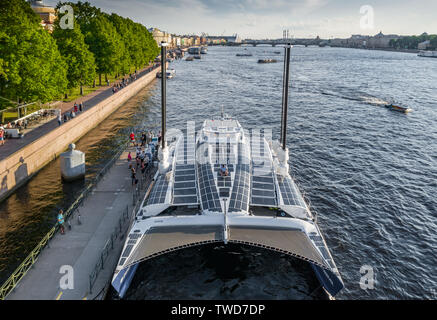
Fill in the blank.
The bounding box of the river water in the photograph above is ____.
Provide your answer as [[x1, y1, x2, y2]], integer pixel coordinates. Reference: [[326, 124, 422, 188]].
[[1, 46, 436, 300]]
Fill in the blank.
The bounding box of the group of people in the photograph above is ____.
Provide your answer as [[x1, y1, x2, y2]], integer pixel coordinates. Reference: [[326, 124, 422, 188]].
[[58, 102, 84, 126], [0, 121, 24, 145], [129, 130, 160, 147], [128, 131, 157, 186], [112, 71, 138, 94]]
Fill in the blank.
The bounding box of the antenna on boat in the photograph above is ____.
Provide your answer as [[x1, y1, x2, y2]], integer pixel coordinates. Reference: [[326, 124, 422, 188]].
[[161, 41, 168, 150], [280, 43, 292, 150], [158, 42, 170, 174]]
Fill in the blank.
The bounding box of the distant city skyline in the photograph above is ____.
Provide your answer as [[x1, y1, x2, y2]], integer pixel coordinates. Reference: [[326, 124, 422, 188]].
[[42, 0, 437, 39]]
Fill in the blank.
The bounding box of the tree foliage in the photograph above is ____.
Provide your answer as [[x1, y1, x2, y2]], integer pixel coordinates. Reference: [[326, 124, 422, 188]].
[[52, 21, 96, 90], [0, 0, 159, 109], [390, 33, 437, 50], [58, 1, 159, 77], [0, 0, 67, 106]]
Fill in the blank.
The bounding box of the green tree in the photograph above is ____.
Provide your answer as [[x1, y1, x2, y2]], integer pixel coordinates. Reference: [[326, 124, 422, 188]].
[[108, 13, 136, 75], [84, 15, 125, 85], [52, 21, 96, 96], [0, 0, 67, 107]]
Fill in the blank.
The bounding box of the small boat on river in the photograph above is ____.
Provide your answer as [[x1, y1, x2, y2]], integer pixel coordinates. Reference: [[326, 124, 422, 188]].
[[156, 69, 176, 79], [418, 50, 437, 58], [258, 59, 277, 63], [384, 104, 412, 113]]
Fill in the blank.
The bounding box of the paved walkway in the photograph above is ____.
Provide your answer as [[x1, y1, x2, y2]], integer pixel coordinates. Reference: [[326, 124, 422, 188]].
[[0, 65, 159, 161], [6, 150, 143, 300]]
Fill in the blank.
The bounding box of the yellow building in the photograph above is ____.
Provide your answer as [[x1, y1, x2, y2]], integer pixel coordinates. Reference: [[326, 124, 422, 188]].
[[29, 0, 57, 32], [149, 28, 173, 47]]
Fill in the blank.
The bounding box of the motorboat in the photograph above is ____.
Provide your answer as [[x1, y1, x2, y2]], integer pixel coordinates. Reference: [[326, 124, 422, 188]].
[[200, 46, 208, 54], [185, 56, 194, 61], [188, 47, 201, 55], [418, 50, 437, 58], [156, 69, 176, 79], [194, 55, 201, 59], [384, 104, 412, 113], [258, 59, 278, 63], [236, 53, 253, 57]]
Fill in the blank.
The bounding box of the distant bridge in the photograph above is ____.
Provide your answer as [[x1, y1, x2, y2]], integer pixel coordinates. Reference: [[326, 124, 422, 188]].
[[231, 38, 326, 47]]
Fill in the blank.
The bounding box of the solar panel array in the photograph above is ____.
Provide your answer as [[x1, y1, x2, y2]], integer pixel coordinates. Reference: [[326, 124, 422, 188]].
[[228, 143, 251, 212], [277, 175, 306, 208], [250, 134, 277, 207], [211, 141, 235, 164], [197, 163, 222, 212], [173, 130, 198, 205], [176, 127, 195, 165], [148, 175, 170, 205], [228, 164, 250, 212]]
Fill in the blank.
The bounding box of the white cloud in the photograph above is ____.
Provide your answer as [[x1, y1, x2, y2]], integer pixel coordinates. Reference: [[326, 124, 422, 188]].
[[42, 0, 436, 38]]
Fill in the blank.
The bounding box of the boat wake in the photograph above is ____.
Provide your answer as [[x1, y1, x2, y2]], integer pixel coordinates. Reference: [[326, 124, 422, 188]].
[[320, 90, 389, 106]]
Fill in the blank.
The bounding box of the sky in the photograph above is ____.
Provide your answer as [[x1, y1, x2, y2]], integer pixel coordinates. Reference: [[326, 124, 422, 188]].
[[42, 0, 437, 39]]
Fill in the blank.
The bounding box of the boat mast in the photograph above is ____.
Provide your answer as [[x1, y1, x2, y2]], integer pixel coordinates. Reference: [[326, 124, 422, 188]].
[[281, 43, 292, 150], [161, 41, 168, 150]]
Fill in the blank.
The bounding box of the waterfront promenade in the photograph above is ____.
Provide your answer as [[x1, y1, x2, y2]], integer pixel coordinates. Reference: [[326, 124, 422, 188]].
[[6, 148, 150, 300], [0, 65, 157, 161], [0, 63, 162, 203]]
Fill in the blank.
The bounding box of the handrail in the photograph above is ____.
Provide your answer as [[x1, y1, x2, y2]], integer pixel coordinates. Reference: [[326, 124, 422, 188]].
[[88, 162, 157, 297], [0, 139, 130, 300]]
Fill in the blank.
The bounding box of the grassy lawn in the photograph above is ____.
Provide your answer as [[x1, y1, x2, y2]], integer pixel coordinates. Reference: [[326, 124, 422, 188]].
[[1, 65, 151, 121], [60, 73, 122, 103]]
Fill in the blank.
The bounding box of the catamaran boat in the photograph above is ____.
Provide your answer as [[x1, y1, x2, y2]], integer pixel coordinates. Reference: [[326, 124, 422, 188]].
[[111, 44, 344, 299]]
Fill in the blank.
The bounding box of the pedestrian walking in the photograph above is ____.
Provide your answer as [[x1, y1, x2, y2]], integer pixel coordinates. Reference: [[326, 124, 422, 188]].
[[131, 166, 137, 186], [58, 113, 62, 126], [129, 132, 135, 146], [74, 103, 78, 113], [127, 152, 132, 162], [141, 160, 146, 174], [58, 210, 65, 234], [0, 127, 5, 146], [79, 102, 83, 112]]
